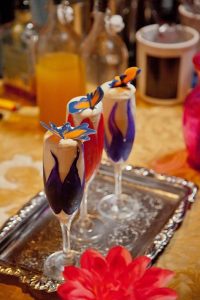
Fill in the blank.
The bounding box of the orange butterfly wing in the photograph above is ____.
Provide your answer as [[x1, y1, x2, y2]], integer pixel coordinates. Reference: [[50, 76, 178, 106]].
[[123, 67, 140, 84], [64, 128, 86, 140], [75, 100, 90, 110], [90, 86, 104, 108], [112, 75, 122, 87]]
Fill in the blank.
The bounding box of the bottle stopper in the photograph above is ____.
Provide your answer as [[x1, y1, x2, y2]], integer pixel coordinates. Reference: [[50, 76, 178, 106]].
[[105, 14, 125, 34]]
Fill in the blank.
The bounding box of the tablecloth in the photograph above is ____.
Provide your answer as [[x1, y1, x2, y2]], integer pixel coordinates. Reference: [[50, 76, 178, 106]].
[[0, 98, 199, 299]]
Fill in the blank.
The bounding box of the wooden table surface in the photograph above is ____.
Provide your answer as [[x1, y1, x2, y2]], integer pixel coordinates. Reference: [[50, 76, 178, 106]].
[[0, 95, 200, 299]]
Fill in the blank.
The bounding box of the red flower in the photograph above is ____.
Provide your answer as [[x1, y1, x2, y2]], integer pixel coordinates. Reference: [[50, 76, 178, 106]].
[[57, 246, 177, 300]]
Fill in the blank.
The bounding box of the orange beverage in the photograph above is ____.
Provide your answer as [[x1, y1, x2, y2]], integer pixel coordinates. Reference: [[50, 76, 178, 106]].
[[36, 52, 86, 125]]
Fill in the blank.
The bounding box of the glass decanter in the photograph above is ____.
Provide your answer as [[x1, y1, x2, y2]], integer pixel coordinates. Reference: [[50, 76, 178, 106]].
[[36, 0, 86, 125], [82, 0, 128, 91]]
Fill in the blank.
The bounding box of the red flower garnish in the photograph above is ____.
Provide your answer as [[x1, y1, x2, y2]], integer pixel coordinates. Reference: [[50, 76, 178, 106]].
[[57, 246, 178, 300]]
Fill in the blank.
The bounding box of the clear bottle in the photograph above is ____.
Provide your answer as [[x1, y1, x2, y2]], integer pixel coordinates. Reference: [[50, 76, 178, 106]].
[[183, 52, 200, 170], [110, 0, 154, 65], [70, 0, 94, 39], [82, 1, 128, 92], [36, 0, 86, 125], [2, 0, 36, 101]]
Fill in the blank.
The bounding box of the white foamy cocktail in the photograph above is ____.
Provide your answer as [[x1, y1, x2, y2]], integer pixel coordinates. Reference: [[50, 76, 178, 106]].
[[98, 67, 140, 220], [101, 81, 136, 163]]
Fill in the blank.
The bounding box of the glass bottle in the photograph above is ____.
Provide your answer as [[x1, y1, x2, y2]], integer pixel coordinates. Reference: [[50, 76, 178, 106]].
[[82, 0, 128, 92], [36, 0, 86, 125], [2, 0, 36, 101], [183, 52, 200, 170], [71, 0, 94, 39], [109, 0, 155, 66]]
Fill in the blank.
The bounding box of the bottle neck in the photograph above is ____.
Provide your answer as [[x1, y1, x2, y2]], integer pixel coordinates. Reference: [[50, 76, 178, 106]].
[[93, 11, 106, 31], [90, 0, 108, 33], [37, 0, 80, 56], [46, 1, 66, 33], [30, 0, 49, 30]]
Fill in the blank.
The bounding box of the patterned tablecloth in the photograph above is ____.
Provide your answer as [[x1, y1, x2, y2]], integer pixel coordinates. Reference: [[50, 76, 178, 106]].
[[0, 98, 200, 299]]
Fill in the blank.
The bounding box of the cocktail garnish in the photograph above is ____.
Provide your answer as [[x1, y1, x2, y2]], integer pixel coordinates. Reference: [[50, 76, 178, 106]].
[[109, 67, 141, 88], [68, 86, 104, 114], [40, 121, 96, 141]]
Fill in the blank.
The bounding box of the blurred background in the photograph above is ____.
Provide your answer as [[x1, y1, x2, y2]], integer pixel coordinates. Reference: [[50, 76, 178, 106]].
[[0, 0, 200, 122]]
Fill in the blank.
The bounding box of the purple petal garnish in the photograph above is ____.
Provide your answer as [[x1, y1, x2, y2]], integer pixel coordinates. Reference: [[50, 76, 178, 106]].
[[44, 148, 84, 215], [104, 100, 135, 162]]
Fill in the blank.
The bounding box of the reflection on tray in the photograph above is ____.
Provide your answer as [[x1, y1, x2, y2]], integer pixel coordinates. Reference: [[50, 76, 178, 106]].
[[0, 163, 198, 296]]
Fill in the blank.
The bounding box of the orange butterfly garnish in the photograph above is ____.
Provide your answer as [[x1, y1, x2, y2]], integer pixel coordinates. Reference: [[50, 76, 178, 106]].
[[110, 67, 141, 88]]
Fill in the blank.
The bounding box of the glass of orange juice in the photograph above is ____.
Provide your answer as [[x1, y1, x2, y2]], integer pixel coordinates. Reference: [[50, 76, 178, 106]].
[[35, 0, 86, 125], [36, 51, 86, 125]]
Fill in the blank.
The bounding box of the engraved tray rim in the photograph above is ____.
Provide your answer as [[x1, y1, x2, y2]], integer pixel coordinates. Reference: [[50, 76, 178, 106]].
[[0, 163, 198, 293]]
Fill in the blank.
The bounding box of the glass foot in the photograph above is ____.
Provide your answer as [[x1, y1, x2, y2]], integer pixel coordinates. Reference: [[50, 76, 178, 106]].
[[71, 214, 105, 243], [98, 193, 140, 220], [43, 250, 77, 281]]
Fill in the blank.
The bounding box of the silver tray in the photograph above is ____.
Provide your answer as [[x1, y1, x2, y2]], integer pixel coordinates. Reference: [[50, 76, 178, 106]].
[[0, 163, 198, 299]]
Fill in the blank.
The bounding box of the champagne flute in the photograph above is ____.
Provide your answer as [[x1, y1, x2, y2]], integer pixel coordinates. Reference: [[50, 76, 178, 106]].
[[41, 121, 95, 280], [98, 67, 140, 220], [67, 87, 104, 242]]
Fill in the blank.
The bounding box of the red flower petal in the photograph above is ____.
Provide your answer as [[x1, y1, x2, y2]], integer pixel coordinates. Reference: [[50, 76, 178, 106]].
[[126, 256, 151, 283], [143, 287, 178, 300], [57, 280, 95, 300], [57, 247, 177, 300], [106, 246, 132, 278], [106, 246, 132, 265], [80, 248, 107, 275], [63, 266, 95, 291], [138, 267, 175, 289], [107, 288, 136, 300], [116, 256, 151, 291]]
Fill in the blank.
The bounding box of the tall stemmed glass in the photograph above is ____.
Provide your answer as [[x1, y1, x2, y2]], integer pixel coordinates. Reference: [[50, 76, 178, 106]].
[[41, 121, 95, 280], [98, 67, 140, 220], [67, 87, 104, 242]]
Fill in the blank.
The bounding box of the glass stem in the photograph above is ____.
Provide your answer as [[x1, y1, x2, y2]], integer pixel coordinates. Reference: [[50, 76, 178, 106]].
[[80, 182, 89, 220], [60, 214, 75, 255], [114, 163, 122, 198]]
